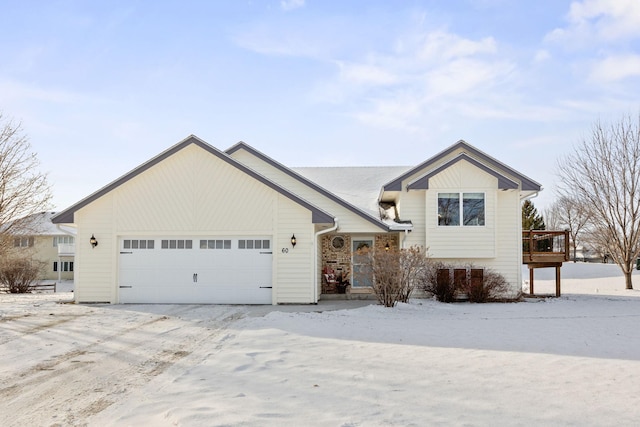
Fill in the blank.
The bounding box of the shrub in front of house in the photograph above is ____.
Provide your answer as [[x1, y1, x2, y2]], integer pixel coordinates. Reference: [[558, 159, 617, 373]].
[[423, 262, 457, 302], [0, 257, 42, 293], [367, 246, 431, 307], [423, 265, 511, 303], [461, 267, 510, 303]]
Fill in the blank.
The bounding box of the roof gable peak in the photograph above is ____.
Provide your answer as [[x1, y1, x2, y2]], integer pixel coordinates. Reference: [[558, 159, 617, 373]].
[[383, 139, 541, 192]]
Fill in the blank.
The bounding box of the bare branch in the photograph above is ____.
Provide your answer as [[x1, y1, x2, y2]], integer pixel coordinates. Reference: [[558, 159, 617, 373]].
[[556, 113, 640, 289], [0, 112, 53, 257]]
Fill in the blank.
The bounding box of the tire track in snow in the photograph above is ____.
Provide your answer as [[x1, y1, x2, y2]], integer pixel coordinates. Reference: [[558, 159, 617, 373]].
[[0, 305, 246, 427]]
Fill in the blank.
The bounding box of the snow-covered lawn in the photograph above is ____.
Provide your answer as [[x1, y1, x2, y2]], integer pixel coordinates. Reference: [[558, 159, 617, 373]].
[[1, 263, 639, 426]]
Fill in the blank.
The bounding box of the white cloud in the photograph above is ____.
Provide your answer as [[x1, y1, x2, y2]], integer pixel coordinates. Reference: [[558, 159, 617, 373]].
[[546, 0, 640, 44], [337, 62, 398, 86], [280, 0, 305, 12], [533, 49, 551, 63], [416, 31, 497, 61], [324, 29, 515, 132], [589, 54, 640, 82]]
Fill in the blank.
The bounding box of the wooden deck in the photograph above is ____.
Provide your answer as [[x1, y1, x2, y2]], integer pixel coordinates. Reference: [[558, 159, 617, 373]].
[[522, 230, 570, 297]]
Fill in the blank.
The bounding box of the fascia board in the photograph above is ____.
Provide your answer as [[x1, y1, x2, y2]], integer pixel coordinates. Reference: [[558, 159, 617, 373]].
[[406, 153, 519, 190], [383, 140, 542, 192]]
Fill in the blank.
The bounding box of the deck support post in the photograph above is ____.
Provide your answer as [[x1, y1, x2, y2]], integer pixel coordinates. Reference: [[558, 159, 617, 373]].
[[529, 267, 534, 295], [555, 265, 561, 297]]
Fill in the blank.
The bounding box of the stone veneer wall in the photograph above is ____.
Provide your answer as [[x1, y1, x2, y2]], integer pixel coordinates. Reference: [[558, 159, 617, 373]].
[[321, 233, 400, 294]]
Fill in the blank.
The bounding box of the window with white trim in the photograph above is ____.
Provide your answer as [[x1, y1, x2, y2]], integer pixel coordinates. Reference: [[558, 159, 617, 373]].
[[53, 235, 75, 247], [53, 261, 74, 272], [438, 192, 485, 226], [13, 237, 34, 248]]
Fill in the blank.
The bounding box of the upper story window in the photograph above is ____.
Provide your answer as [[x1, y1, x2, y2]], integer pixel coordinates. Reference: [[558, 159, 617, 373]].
[[14, 237, 34, 247], [438, 192, 485, 226], [53, 236, 75, 247]]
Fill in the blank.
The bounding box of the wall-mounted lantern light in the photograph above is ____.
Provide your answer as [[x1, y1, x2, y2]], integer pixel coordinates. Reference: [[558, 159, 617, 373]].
[[90, 234, 98, 248], [291, 234, 297, 248], [385, 242, 390, 251]]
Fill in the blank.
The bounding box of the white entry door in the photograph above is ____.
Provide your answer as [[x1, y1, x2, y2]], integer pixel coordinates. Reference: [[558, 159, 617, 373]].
[[118, 237, 273, 304]]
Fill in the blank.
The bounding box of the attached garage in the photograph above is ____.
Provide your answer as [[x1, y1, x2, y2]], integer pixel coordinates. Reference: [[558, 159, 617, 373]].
[[118, 237, 273, 304], [51, 135, 335, 305]]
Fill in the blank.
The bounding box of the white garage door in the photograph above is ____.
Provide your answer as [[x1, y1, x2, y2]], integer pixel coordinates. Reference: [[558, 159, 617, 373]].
[[118, 237, 273, 304]]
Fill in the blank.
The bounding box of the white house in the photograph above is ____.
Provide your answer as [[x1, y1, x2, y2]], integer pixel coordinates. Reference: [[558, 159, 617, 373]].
[[52, 136, 541, 304]]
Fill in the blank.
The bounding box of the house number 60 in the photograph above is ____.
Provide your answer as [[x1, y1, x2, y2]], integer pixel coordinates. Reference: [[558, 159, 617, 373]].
[[282, 248, 289, 254]]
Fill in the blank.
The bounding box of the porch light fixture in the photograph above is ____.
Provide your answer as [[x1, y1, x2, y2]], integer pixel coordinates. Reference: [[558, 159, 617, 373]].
[[385, 242, 390, 251], [90, 234, 98, 248], [291, 234, 297, 248]]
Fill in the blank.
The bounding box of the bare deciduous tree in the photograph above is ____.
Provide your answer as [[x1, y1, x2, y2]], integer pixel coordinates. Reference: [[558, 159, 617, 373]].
[[547, 196, 592, 262], [557, 114, 640, 289], [0, 113, 52, 257]]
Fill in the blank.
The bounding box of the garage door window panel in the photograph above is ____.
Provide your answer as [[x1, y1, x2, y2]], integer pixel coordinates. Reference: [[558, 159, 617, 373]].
[[123, 239, 155, 249], [238, 239, 270, 250], [161, 239, 193, 249]]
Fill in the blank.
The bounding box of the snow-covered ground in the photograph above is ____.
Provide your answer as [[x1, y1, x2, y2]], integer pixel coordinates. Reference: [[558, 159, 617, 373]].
[[1, 263, 639, 426]]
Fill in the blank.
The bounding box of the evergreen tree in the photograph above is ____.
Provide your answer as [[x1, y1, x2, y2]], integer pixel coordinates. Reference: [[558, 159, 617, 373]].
[[522, 200, 545, 230]]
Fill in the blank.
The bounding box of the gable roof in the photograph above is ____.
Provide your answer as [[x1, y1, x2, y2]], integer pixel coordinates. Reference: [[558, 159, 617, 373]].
[[406, 153, 519, 190], [52, 136, 334, 225], [2, 211, 76, 236], [383, 140, 542, 192], [226, 142, 404, 231]]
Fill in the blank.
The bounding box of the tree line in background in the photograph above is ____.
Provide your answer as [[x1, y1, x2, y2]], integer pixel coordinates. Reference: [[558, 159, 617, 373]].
[[523, 113, 640, 290]]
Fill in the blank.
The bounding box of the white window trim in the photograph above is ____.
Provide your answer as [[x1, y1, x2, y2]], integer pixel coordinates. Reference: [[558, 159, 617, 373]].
[[437, 192, 486, 227]]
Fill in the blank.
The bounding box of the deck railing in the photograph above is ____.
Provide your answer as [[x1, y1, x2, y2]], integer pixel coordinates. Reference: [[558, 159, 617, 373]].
[[57, 243, 75, 257], [522, 230, 569, 264]]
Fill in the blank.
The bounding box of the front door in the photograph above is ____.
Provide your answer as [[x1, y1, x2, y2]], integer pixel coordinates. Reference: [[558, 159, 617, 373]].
[[351, 238, 373, 288]]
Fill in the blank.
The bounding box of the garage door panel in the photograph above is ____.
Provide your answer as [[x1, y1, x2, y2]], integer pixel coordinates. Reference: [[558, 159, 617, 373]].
[[118, 237, 272, 304]]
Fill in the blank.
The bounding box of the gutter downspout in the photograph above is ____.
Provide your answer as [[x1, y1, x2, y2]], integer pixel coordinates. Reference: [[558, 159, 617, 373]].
[[402, 229, 410, 249], [314, 218, 339, 304]]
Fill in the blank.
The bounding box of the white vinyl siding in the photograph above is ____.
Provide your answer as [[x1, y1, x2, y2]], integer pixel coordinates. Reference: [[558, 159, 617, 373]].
[[75, 194, 116, 303], [425, 161, 496, 259], [230, 149, 380, 233], [275, 195, 316, 304], [73, 144, 317, 304]]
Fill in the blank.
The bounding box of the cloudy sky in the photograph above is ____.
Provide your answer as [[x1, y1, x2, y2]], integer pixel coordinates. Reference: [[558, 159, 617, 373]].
[[2, 0, 639, 211]]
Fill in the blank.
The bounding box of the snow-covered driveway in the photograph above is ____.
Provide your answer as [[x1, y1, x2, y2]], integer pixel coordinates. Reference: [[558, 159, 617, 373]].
[[2, 263, 640, 427], [0, 296, 249, 426]]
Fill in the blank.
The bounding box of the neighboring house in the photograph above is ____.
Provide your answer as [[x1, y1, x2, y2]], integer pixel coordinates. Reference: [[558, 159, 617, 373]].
[[51, 136, 541, 304], [6, 211, 76, 281]]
